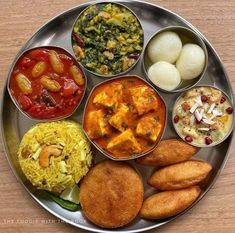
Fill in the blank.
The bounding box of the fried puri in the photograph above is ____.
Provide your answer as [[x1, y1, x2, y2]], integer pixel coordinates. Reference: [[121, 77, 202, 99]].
[[148, 160, 212, 190], [136, 139, 198, 166], [80, 160, 144, 228], [140, 186, 201, 219]]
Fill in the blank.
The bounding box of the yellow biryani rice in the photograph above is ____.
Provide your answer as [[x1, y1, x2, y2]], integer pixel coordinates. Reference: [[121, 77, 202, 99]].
[[18, 121, 92, 193]]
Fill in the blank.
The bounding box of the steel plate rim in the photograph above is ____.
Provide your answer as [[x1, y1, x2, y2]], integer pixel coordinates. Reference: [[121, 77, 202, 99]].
[[0, 0, 235, 233]]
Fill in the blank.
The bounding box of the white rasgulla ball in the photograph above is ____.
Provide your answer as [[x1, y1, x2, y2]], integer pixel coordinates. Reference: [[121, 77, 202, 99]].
[[148, 61, 181, 91], [147, 31, 182, 64], [176, 43, 205, 80]]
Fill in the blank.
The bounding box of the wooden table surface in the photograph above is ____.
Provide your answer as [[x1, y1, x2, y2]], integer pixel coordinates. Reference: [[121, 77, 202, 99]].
[[0, 0, 235, 232]]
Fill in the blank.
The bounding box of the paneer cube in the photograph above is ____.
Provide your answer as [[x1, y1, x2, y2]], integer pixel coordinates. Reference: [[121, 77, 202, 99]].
[[129, 85, 158, 115], [86, 110, 109, 139], [93, 83, 123, 111], [107, 129, 141, 155], [109, 104, 129, 132], [136, 115, 162, 142]]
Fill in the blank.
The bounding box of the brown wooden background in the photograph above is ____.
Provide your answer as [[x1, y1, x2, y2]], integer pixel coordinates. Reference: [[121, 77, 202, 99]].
[[0, 0, 234, 232]]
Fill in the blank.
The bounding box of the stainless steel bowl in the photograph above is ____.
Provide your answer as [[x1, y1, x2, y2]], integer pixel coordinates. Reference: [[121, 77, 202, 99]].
[[82, 75, 167, 161], [71, 2, 144, 78], [172, 85, 235, 147], [143, 26, 208, 93], [7, 45, 87, 122]]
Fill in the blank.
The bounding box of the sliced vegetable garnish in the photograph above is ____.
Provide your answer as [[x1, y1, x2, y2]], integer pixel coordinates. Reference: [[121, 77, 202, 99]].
[[44, 191, 80, 211], [60, 184, 80, 204]]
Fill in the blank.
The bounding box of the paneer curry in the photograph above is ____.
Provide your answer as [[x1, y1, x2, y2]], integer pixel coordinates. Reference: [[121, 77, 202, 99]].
[[83, 76, 166, 158]]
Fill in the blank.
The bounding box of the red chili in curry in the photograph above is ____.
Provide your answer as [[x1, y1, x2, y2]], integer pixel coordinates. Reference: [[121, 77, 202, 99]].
[[83, 76, 166, 159], [9, 47, 86, 119]]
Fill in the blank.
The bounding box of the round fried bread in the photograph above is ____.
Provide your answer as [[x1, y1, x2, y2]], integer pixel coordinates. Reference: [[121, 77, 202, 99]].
[[80, 160, 144, 228]]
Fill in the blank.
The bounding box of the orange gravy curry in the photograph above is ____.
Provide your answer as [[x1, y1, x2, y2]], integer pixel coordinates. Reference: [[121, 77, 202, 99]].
[[83, 76, 166, 158]]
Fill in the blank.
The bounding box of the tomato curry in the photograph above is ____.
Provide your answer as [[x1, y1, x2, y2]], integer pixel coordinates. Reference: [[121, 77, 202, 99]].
[[83, 76, 166, 159], [9, 47, 86, 119]]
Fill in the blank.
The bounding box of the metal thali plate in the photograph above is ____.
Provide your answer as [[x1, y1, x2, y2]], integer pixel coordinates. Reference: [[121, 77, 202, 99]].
[[0, 0, 234, 232]]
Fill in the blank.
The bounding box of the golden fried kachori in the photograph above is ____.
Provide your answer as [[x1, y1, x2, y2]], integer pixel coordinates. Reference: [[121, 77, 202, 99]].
[[136, 139, 198, 166], [80, 160, 144, 228], [140, 186, 201, 219], [148, 160, 212, 190]]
